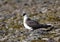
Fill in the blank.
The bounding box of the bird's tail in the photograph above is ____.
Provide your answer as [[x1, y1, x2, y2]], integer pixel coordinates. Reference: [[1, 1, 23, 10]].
[[39, 24, 53, 28], [39, 24, 54, 31]]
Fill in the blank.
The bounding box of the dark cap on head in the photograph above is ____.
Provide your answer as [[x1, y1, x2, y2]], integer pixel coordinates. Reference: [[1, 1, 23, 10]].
[[23, 13, 26, 16]]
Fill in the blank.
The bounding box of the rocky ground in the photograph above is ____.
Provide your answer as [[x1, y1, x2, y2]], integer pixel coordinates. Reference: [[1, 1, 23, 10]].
[[0, 0, 60, 42]]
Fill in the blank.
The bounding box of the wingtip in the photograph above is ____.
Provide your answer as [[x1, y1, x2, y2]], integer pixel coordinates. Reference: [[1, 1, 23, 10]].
[[47, 24, 54, 27]]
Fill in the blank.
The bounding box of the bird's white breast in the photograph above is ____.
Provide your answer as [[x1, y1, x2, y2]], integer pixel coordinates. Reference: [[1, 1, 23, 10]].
[[23, 15, 33, 30], [24, 22, 33, 30]]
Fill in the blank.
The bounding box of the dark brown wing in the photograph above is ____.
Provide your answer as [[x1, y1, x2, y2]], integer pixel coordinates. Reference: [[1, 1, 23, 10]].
[[26, 19, 40, 29], [26, 18, 52, 30]]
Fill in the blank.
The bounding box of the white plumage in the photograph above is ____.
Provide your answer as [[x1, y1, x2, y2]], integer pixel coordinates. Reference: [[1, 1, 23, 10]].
[[23, 15, 33, 30]]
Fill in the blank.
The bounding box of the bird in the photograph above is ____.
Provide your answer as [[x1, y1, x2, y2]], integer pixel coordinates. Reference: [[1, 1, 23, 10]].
[[23, 12, 54, 31]]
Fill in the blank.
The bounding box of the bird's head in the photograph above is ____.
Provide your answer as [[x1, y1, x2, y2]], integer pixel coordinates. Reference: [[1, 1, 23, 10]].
[[23, 13, 26, 16], [22, 11, 26, 16], [22, 11, 28, 19]]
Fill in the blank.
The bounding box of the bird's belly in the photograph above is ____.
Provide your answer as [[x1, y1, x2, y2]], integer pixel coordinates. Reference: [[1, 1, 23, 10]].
[[24, 22, 33, 30]]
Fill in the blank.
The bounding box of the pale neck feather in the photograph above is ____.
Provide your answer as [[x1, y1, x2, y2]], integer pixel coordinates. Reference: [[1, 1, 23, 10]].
[[23, 15, 28, 23], [23, 15, 33, 30]]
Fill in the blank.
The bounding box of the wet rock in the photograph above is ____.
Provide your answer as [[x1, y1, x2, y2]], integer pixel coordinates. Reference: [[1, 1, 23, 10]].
[[47, 38, 57, 42], [40, 7, 48, 14], [0, 30, 6, 35]]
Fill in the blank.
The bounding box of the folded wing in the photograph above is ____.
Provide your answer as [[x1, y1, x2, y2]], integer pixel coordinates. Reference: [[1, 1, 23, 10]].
[[26, 19, 52, 30]]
